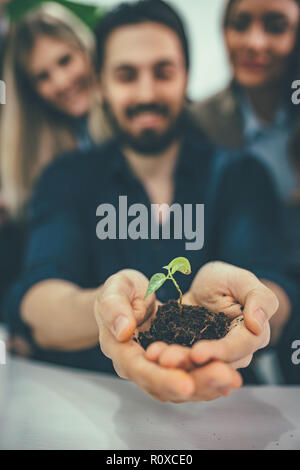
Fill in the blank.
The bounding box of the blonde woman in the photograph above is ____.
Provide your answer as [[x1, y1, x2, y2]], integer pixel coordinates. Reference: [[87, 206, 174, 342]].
[[0, 2, 110, 218], [0, 2, 109, 320]]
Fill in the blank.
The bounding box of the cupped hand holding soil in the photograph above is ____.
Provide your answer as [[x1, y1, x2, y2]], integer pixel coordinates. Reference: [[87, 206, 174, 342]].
[[137, 299, 233, 350], [137, 261, 277, 372]]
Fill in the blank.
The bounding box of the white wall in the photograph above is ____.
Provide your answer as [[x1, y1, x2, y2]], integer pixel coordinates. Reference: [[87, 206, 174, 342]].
[[171, 0, 230, 100], [77, 0, 231, 100]]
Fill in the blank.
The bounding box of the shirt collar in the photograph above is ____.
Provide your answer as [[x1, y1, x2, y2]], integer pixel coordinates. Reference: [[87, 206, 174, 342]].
[[238, 90, 290, 140]]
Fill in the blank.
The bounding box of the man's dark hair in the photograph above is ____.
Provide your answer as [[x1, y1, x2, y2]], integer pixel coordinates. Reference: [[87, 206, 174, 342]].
[[94, 0, 190, 73]]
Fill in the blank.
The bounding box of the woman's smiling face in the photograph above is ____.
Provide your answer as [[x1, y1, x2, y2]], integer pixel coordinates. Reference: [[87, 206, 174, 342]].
[[28, 35, 93, 117], [225, 0, 300, 89]]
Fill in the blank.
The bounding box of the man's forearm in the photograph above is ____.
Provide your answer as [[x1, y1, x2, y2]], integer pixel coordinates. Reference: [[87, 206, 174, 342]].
[[262, 280, 291, 345], [20, 276, 290, 351], [21, 280, 102, 351]]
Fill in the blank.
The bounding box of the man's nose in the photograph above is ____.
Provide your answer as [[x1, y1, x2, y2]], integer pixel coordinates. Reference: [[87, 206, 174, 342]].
[[135, 73, 157, 103]]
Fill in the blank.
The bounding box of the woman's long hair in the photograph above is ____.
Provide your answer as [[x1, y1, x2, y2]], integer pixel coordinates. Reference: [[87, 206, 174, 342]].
[[0, 2, 107, 218]]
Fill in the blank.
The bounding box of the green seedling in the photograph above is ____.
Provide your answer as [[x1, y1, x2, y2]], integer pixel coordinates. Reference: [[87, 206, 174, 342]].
[[144, 257, 191, 312]]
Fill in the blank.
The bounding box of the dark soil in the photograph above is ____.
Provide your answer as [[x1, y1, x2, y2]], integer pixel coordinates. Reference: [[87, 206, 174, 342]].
[[137, 299, 231, 350]]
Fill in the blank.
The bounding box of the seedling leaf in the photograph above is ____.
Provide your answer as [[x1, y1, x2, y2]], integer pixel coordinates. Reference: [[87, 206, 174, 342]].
[[167, 257, 191, 275], [144, 273, 167, 298]]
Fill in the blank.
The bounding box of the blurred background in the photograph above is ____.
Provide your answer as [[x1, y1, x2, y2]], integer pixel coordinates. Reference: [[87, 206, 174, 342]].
[[5, 0, 230, 100]]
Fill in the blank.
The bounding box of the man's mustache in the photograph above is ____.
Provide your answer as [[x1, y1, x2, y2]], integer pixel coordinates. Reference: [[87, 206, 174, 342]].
[[126, 103, 170, 119]]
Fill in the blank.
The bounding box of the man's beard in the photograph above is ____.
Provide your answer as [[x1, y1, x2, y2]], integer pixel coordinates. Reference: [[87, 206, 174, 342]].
[[102, 99, 186, 156]]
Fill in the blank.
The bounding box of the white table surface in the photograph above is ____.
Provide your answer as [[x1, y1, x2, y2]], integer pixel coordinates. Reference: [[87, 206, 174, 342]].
[[0, 356, 299, 450]]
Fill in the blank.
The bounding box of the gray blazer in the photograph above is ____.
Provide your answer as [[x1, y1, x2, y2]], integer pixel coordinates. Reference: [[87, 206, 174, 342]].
[[188, 83, 300, 159], [188, 84, 245, 150]]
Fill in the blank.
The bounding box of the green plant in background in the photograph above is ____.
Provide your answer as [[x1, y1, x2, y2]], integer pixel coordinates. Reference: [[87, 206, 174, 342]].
[[144, 257, 191, 312], [7, 0, 105, 30]]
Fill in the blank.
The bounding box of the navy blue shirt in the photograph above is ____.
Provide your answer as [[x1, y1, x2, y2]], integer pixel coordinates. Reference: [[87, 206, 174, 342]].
[[3, 135, 296, 372], [0, 221, 25, 315]]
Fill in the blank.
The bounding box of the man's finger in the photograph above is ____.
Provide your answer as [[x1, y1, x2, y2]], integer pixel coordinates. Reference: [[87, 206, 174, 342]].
[[131, 357, 196, 401], [145, 342, 168, 361], [98, 317, 196, 402], [224, 267, 279, 336], [190, 361, 243, 401], [95, 293, 137, 342], [190, 320, 270, 365], [157, 344, 195, 371], [95, 271, 153, 341], [243, 286, 279, 336]]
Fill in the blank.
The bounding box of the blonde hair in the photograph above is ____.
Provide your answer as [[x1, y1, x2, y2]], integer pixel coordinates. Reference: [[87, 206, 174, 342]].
[[0, 2, 109, 218]]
